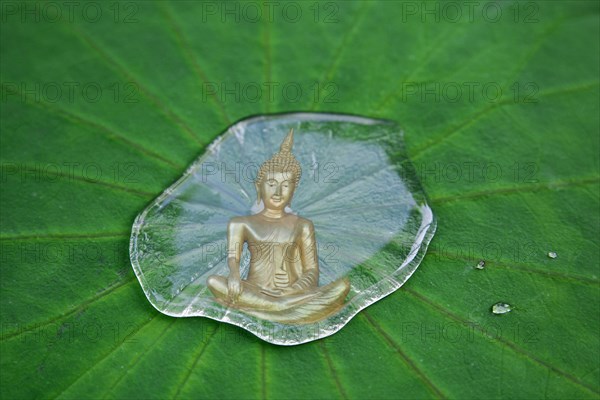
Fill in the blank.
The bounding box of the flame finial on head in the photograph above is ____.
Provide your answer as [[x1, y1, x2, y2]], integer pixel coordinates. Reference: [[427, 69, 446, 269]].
[[279, 128, 294, 153]]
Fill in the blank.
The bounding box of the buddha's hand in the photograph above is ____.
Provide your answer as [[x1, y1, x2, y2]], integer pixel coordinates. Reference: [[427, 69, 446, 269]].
[[227, 276, 242, 302]]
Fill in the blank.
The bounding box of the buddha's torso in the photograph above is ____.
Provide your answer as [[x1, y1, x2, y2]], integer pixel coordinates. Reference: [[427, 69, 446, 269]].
[[238, 213, 305, 290]]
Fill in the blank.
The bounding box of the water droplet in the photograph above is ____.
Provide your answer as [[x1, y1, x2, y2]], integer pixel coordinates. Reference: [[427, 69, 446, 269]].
[[475, 260, 485, 270], [492, 302, 512, 314], [548, 251, 557, 259]]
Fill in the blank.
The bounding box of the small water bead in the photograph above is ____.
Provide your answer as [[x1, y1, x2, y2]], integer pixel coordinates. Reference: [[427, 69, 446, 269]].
[[491, 302, 512, 315], [548, 251, 557, 259]]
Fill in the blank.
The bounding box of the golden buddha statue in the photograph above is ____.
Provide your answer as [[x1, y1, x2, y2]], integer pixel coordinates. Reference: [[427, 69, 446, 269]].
[[207, 128, 350, 324]]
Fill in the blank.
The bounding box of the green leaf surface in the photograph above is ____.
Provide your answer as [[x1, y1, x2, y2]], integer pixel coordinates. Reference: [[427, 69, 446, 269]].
[[1, 1, 598, 399]]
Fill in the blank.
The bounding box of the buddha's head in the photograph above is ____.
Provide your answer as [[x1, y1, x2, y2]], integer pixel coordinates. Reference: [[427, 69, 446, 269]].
[[255, 128, 302, 210]]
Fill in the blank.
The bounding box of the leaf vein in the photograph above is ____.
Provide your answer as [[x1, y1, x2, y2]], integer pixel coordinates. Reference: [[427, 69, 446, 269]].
[[173, 326, 219, 399], [66, 23, 204, 145], [161, 3, 232, 125], [318, 341, 348, 399], [312, 2, 372, 111], [430, 176, 600, 204], [0, 232, 129, 241], [426, 249, 599, 287], [404, 288, 600, 396], [263, 5, 272, 113], [0, 84, 183, 171], [103, 319, 178, 398], [411, 80, 600, 159], [362, 311, 447, 399], [53, 313, 161, 399], [1, 278, 137, 342]]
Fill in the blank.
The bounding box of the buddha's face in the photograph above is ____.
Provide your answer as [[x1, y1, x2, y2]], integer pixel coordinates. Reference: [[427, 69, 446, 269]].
[[257, 170, 296, 210]]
